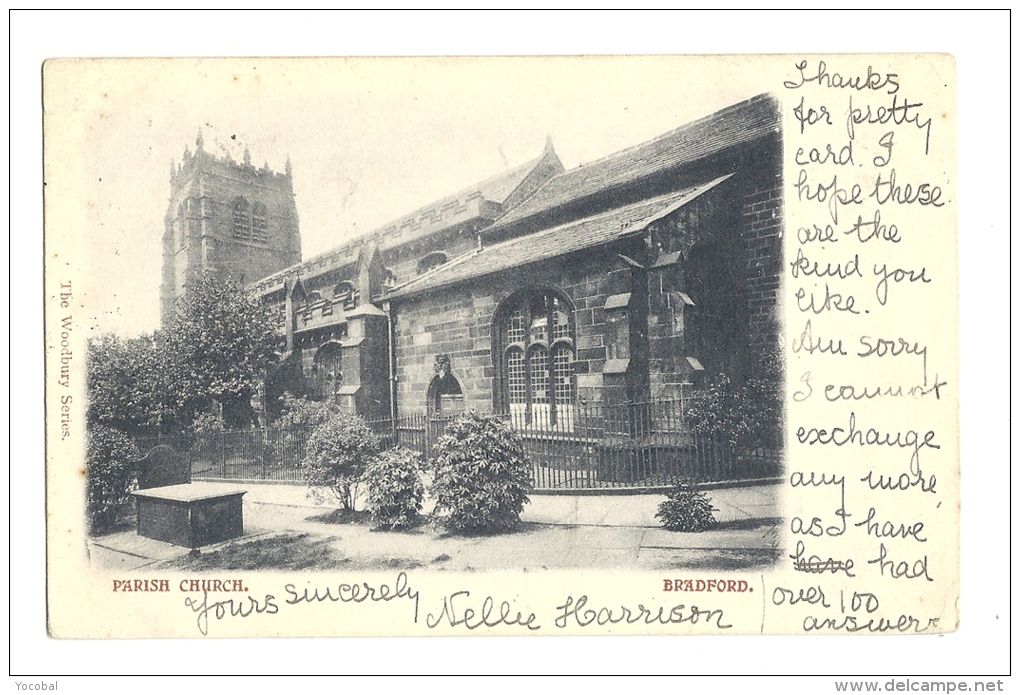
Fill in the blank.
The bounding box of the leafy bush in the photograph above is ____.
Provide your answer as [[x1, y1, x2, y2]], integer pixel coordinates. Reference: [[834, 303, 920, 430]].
[[656, 478, 718, 532], [363, 447, 425, 530], [303, 412, 380, 510], [191, 410, 225, 433], [276, 393, 338, 429], [685, 371, 782, 448], [429, 412, 533, 534], [684, 329, 783, 450], [86, 425, 139, 534]]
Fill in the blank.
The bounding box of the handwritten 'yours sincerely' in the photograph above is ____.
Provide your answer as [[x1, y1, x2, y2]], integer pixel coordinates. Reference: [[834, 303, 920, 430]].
[[183, 572, 419, 635]]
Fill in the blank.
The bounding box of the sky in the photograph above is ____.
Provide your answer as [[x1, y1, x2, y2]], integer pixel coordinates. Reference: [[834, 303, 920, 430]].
[[58, 55, 775, 337]]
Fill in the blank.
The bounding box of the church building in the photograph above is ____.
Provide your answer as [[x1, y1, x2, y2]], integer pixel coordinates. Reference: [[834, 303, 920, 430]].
[[164, 93, 783, 431], [160, 131, 301, 327]]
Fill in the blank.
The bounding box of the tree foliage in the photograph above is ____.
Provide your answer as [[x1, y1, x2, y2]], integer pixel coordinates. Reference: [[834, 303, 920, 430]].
[[275, 392, 338, 429], [86, 334, 175, 437], [684, 341, 783, 449], [87, 275, 282, 437], [161, 274, 280, 429]]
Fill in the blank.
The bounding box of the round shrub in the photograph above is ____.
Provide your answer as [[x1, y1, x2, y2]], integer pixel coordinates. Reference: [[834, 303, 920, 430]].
[[86, 425, 139, 534], [363, 447, 425, 530], [429, 412, 533, 534], [276, 393, 338, 429], [656, 477, 718, 532], [191, 409, 224, 434], [303, 412, 380, 511]]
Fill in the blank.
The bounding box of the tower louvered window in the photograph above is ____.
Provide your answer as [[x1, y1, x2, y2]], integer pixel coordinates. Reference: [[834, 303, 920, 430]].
[[177, 203, 187, 250], [252, 203, 269, 243], [232, 198, 251, 240]]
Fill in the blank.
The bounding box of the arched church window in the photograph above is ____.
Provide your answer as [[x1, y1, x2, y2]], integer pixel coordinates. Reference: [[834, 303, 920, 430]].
[[232, 197, 251, 241], [312, 341, 343, 402], [251, 203, 269, 244], [497, 289, 575, 429], [302, 291, 322, 322], [333, 281, 359, 310], [417, 252, 448, 276]]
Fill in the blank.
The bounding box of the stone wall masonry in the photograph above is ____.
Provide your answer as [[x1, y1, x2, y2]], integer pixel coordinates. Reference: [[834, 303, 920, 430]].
[[383, 227, 478, 289], [639, 150, 783, 400], [737, 157, 784, 361], [391, 248, 627, 416], [393, 288, 491, 415]]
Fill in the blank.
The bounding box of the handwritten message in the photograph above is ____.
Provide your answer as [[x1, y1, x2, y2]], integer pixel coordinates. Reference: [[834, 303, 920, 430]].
[[175, 573, 736, 636], [772, 57, 956, 633]]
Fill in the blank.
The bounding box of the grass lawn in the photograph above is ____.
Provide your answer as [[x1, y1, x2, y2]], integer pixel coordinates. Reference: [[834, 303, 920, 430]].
[[161, 532, 352, 571], [158, 519, 446, 572]]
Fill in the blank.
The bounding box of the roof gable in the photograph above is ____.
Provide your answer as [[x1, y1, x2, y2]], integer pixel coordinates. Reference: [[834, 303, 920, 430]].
[[375, 146, 561, 251], [251, 146, 561, 295], [488, 93, 779, 234]]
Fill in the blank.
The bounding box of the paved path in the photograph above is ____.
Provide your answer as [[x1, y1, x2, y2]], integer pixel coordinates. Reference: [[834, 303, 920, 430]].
[[88, 482, 782, 573]]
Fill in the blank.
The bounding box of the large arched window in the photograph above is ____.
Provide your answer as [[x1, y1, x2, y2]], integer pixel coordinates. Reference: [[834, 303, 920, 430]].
[[497, 289, 575, 429], [232, 197, 251, 241]]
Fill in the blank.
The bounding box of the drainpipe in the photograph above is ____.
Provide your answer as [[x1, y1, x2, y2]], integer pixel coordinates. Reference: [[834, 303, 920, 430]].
[[284, 279, 295, 353], [383, 300, 397, 425]]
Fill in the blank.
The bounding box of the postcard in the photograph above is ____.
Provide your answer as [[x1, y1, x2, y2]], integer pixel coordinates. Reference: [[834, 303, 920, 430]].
[[43, 54, 958, 637]]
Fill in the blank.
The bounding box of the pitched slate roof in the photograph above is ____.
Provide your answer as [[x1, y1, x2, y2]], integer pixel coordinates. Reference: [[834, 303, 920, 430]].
[[488, 93, 779, 233], [461, 152, 552, 207], [386, 174, 732, 300]]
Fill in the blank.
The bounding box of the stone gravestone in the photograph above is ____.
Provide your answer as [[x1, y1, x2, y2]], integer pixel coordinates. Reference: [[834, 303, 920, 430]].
[[132, 445, 246, 548], [135, 444, 191, 490]]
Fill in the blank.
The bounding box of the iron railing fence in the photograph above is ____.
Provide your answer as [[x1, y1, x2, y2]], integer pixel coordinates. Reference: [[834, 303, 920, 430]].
[[135, 426, 313, 483], [136, 398, 781, 490]]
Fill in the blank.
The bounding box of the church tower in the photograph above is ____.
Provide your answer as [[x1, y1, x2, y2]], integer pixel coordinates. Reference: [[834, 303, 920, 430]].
[[160, 131, 301, 326]]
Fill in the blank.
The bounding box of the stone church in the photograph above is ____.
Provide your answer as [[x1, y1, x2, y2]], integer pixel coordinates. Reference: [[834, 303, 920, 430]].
[[162, 93, 783, 429]]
